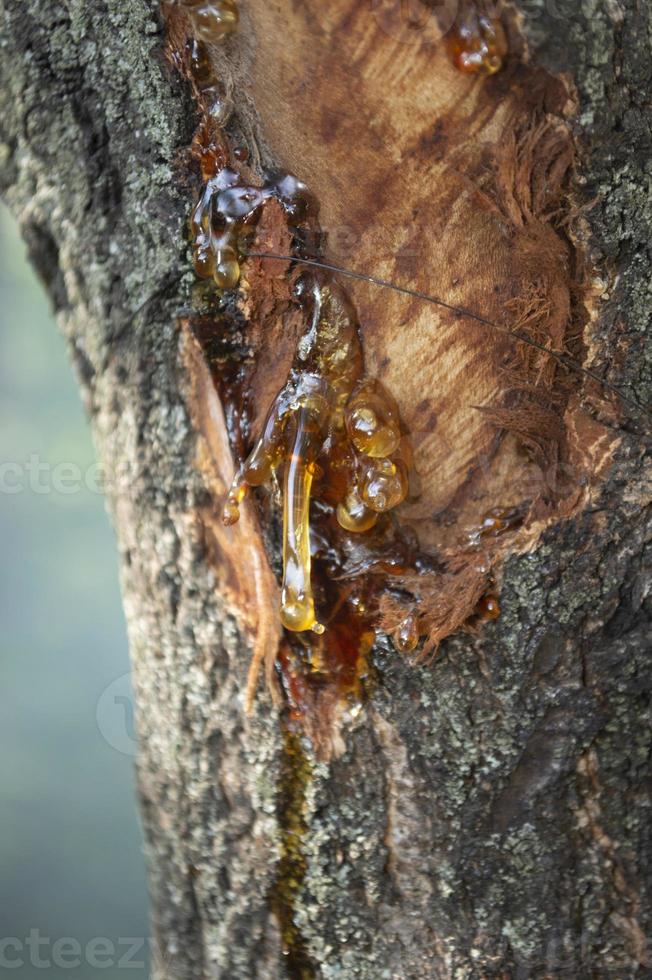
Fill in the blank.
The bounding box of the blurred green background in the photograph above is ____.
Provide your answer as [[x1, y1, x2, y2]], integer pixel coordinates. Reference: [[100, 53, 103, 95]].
[[0, 205, 149, 977]]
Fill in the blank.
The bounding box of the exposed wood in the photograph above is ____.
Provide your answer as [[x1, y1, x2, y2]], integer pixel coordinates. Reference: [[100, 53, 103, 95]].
[[222, 0, 602, 540]]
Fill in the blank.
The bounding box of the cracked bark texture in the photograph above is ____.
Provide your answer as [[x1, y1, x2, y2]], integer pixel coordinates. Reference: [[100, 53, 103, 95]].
[[1, 0, 650, 977]]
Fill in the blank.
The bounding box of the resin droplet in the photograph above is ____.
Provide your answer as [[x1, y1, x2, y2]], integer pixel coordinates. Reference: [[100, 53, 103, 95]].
[[481, 514, 506, 535], [222, 500, 240, 526], [186, 0, 239, 43], [193, 242, 215, 279], [447, 14, 507, 75], [203, 86, 234, 126], [393, 613, 419, 654], [213, 246, 240, 289], [337, 491, 378, 533], [273, 174, 320, 224], [468, 506, 524, 545], [476, 595, 501, 621], [222, 480, 247, 526], [188, 38, 214, 90], [359, 456, 408, 513], [345, 380, 401, 458]]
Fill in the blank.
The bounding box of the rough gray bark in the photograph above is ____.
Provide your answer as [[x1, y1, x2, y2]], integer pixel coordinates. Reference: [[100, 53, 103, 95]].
[[1, 1, 650, 978]]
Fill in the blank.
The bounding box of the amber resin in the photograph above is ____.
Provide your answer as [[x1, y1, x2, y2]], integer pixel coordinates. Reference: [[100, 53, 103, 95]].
[[393, 612, 419, 654], [467, 505, 525, 546], [269, 726, 315, 975], [446, 6, 508, 75], [476, 595, 501, 621], [166, 0, 601, 742], [188, 160, 415, 637], [161, 0, 432, 735], [175, 0, 239, 43]]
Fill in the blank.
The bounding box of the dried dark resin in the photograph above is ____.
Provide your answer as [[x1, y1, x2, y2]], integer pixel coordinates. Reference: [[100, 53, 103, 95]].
[[269, 726, 315, 978]]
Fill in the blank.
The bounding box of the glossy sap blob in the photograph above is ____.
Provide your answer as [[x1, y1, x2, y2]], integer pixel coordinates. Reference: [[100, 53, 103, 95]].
[[447, 13, 507, 75], [393, 612, 419, 654], [190, 169, 318, 292], [180, 0, 239, 43]]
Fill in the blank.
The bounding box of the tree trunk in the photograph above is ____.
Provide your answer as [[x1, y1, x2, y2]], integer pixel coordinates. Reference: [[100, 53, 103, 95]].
[[1, 1, 650, 977]]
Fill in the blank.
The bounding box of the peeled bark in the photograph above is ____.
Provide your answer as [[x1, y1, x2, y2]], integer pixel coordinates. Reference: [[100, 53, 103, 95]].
[[1, 0, 650, 977]]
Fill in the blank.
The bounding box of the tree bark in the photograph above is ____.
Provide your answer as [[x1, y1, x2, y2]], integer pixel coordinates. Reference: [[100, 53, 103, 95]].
[[1, 1, 650, 978]]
